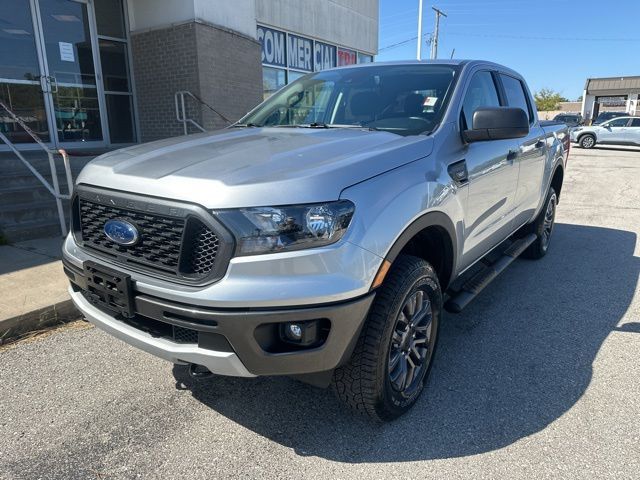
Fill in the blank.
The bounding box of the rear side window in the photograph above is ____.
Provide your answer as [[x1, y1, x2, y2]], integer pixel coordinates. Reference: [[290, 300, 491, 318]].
[[500, 74, 532, 123], [462, 71, 500, 129], [607, 118, 629, 127], [630, 118, 640, 127]]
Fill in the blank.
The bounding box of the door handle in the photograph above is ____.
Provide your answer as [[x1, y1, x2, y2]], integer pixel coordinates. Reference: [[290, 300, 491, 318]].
[[534, 139, 545, 149], [39, 75, 50, 93], [48, 76, 58, 94], [507, 149, 518, 162]]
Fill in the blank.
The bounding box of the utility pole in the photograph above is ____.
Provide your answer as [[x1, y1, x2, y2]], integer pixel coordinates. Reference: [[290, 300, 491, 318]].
[[430, 6, 447, 60], [417, 0, 424, 60]]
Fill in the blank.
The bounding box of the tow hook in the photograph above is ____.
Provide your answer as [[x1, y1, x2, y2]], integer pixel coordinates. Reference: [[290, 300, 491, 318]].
[[188, 363, 213, 379]]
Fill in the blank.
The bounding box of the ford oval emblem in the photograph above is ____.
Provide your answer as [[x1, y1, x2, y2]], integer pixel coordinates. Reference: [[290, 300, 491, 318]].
[[103, 219, 139, 246]]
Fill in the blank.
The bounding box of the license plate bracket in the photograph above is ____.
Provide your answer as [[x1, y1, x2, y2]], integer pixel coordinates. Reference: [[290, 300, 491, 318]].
[[83, 261, 134, 318]]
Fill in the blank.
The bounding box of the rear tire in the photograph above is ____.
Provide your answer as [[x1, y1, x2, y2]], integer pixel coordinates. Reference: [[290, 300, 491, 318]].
[[332, 255, 442, 421], [522, 187, 557, 260], [579, 134, 596, 149]]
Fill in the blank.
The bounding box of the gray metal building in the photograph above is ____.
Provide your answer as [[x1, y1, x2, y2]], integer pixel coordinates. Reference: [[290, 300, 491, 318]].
[[581, 76, 640, 122]]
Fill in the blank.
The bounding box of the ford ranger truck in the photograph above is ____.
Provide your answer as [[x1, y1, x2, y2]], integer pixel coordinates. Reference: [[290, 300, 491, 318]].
[[62, 61, 569, 421]]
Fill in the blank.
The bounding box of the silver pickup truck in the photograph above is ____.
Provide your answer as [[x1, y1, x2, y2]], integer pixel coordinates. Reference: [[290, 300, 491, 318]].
[[63, 60, 569, 420]]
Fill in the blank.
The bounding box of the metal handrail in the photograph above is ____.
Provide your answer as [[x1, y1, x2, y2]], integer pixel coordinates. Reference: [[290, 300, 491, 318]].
[[0, 100, 73, 236], [174, 90, 231, 135]]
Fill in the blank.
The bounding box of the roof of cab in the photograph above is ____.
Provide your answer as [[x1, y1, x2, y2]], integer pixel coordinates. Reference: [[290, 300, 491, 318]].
[[331, 59, 521, 77]]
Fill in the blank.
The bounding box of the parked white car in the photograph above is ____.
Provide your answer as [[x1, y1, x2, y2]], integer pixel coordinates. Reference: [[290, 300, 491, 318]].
[[571, 116, 640, 148]]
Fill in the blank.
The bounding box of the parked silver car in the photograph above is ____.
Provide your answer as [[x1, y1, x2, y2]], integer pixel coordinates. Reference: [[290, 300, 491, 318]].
[[571, 116, 640, 148]]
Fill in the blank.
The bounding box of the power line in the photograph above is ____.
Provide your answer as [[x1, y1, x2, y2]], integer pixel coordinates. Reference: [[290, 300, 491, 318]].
[[380, 31, 640, 52], [379, 34, 422, 51], [444, 32, 640, 42]]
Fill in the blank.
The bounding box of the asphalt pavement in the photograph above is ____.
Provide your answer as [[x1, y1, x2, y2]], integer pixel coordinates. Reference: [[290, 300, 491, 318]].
[[1, 145, 639, 479]]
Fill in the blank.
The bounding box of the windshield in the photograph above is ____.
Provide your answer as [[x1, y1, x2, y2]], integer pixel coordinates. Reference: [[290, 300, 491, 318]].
[[238, 64, 459, 136]]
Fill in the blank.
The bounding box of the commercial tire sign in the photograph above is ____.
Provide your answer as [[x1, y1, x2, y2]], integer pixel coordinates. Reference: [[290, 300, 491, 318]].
[[287, 33, 313, 72], [258, 26, 286, 67], [258, 25, 360, 74]]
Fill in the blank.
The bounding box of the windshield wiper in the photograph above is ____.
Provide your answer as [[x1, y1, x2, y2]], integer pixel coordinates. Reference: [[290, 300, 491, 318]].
[[327, 124, 381, 131], [266, 123, 381, 131], [268, 123, 328, 128], [231, 122, 261, 128]]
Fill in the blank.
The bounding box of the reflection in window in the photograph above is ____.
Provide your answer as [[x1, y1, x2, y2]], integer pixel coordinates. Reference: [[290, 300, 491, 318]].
[[262, 67, 286, 99], [0, 83, 50, 143], [106, 94, 135, 143], [99, 40, 129, 92], [94, 0, 126, 39], [287, 71, 305, 83], [0, 0, 41, 81], [53, 85, 102, 142]]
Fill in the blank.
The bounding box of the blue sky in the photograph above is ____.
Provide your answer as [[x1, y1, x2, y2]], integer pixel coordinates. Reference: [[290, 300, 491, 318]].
[[377, 0, 640, 100]]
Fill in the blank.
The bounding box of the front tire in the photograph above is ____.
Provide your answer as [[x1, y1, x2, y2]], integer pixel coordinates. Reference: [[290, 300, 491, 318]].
[[522, 187, 557, 260], [332, 255, 442, 421], [579, 134, 596, 149]]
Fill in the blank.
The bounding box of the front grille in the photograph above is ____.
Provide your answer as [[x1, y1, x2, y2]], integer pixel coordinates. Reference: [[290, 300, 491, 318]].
[[80, 200, 184, 273], [75, 192, 229, 283]]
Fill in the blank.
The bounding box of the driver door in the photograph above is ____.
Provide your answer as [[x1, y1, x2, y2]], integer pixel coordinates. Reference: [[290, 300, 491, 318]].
[[458, 70, 520, 271], [598, 117, 629, 144]]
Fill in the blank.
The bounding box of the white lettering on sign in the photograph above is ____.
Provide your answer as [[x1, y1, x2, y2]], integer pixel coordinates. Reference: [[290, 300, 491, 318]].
[[314, 41, 336, 71], [287, 34, 313, 72], [257, 26, 286, 67]]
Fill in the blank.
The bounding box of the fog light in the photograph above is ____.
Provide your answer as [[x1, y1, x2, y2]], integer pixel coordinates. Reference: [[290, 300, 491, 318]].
[[280, 320, 321, 346], [286, 323, 303, 341]]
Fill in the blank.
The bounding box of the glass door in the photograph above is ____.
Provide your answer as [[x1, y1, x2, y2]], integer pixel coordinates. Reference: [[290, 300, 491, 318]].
[[33, 0, 108, 147], [0, 0, 51, 144]]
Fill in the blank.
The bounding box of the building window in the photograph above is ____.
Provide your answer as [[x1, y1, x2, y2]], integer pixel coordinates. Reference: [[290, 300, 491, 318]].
[[287, 71, 305, 83], [257, 25, 374, 99], [94, 0, 136, 143], [262, 67, 286, 100]]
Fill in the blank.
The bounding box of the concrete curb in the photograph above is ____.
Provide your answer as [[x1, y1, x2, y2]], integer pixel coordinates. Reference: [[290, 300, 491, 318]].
[[0, 299, 79, 342]]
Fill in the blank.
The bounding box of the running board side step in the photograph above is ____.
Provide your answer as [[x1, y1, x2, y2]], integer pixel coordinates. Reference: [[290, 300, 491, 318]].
[[445, 233, 537, 313]]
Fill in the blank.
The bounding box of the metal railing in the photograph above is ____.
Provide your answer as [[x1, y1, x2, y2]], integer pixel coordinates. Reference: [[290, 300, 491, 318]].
[[174, 91, 231, 135], [0, 100, 73, 236]]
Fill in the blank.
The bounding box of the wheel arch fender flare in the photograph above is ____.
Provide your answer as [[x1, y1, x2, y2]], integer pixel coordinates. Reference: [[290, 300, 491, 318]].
[[384, 211, 458, 290], [577, 131, 596, 143]]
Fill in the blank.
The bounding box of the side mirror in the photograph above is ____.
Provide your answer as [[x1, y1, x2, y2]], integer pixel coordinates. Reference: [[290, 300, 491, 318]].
[[464, 107, 529, 142]]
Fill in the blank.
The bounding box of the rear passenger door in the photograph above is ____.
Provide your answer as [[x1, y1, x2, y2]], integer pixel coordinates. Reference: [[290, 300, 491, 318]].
[[498, 73, 546, 227], [628, 118, 640, 145], [458, 70, 519, 271]]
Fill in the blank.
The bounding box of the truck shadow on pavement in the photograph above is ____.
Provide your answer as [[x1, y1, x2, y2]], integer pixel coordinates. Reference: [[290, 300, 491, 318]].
[[173, 222, 639, 462]]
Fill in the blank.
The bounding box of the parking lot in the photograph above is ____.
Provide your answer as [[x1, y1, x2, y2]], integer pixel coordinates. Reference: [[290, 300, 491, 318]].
[[1, 145, 639, 480]]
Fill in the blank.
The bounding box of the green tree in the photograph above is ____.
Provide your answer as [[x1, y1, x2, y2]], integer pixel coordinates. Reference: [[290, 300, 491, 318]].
[[534, 88, 568, 111]]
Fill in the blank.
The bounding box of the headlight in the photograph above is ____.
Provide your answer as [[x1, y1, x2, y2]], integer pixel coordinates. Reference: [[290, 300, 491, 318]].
[[218, 200, 355, 255]]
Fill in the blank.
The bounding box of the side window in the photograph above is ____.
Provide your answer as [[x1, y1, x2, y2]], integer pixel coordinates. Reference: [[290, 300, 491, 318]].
[[630, 118, 640, 127], [607, 118, 629, 127], [500, 74, 532, 123], [461, 71, 500, 129]]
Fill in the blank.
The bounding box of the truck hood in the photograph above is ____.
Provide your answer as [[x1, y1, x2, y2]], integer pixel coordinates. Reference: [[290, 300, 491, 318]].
[[77, 127, 433, 208]]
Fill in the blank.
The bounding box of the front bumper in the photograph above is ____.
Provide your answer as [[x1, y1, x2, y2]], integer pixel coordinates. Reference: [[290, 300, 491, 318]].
[[65, 258, 375, 377]]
